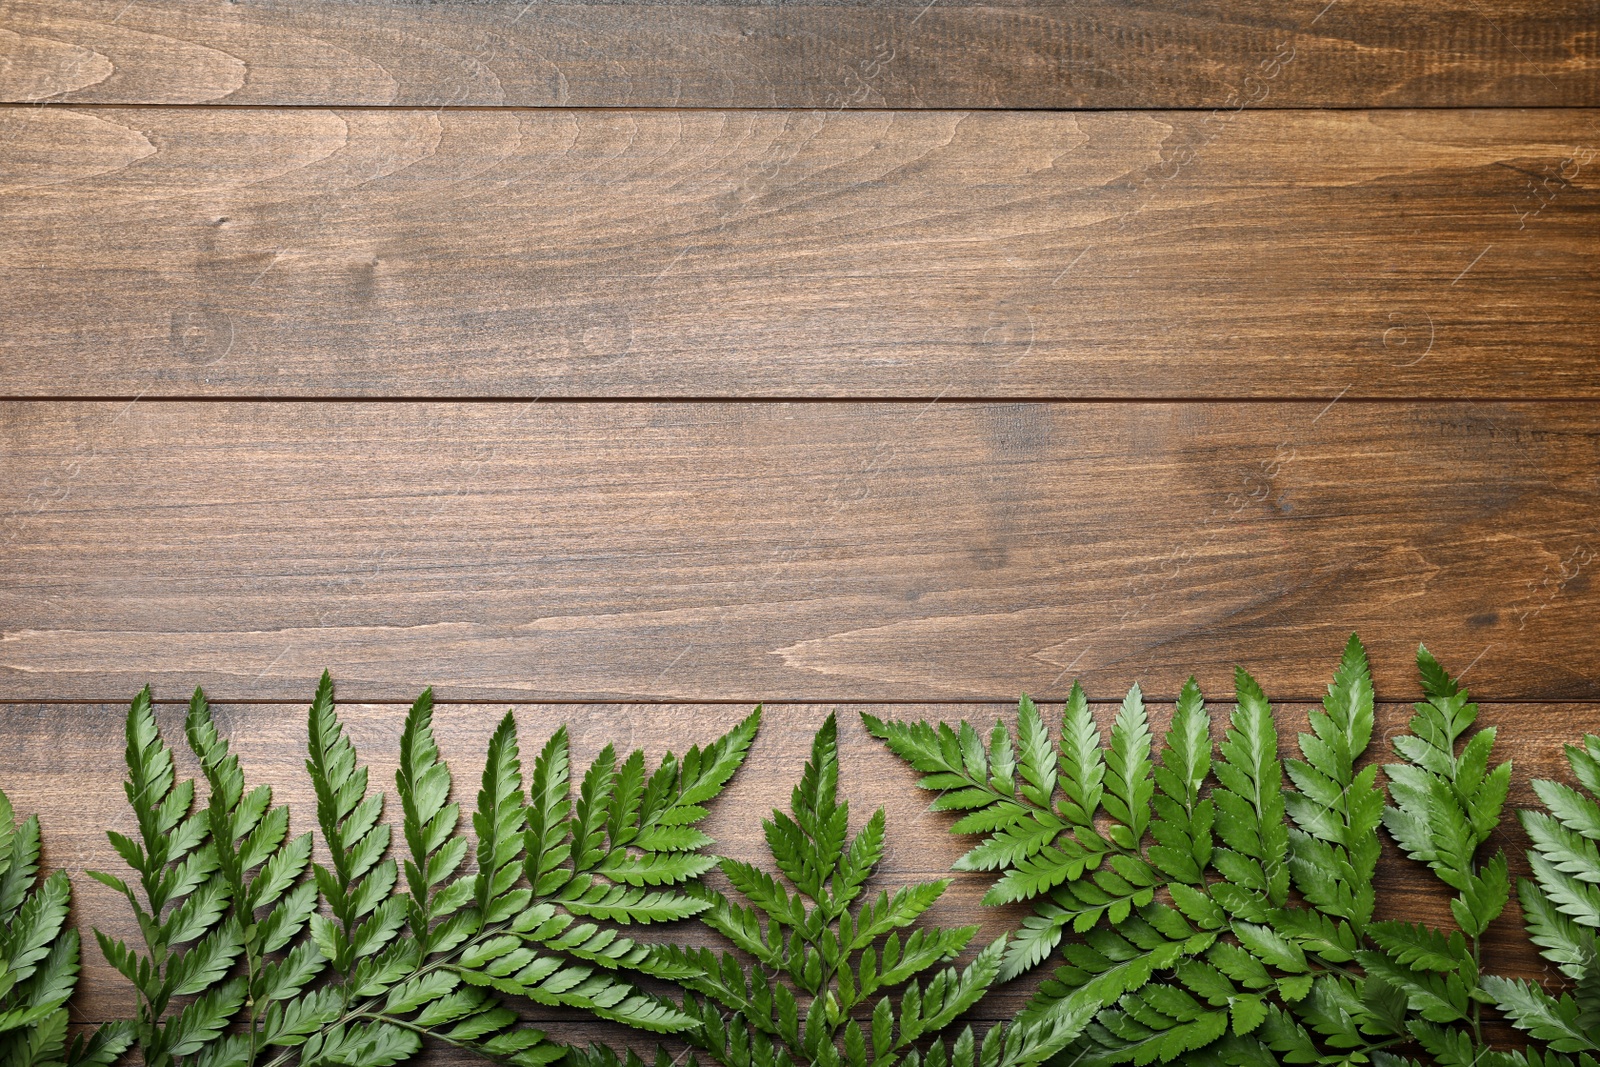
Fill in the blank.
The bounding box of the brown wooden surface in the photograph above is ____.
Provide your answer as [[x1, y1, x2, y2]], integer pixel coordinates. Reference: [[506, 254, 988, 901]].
[[5, 700, 1590, 1027], [5, 0, 1599, 1058], [4, 400, 1600, 704], [3, 107, 1598, 399], [3, 0, 1596, 109]]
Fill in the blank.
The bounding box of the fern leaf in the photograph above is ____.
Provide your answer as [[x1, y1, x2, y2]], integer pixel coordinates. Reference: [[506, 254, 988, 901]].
[[525, 727, 572, 897], [1103, 685, 1154, 850], [1147, 679, 1213, 886], [1007, 695, 1055, 812], [676, 714, 1004, 1067], [396, 687, 468, 957], [475, 711, 529, 919], [0, 790, 135, 1067], [306, 672, 403, 978], [675, 708, 762, 809], [1485, 976, 1600, 1053], [1058, 684, 1106, 826], [1211, 668, 1288, 913]]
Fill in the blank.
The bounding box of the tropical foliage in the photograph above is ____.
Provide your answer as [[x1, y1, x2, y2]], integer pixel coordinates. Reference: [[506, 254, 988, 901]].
[[658, 714, 1038, 1067], [87, 677, 756, 1067], [0, 789, 131, 1067], [870, 636, 1600, 1065], [5, 639, 1600, 1065]]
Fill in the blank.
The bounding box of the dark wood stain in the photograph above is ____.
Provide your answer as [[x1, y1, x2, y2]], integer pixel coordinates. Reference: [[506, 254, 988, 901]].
[[1, 109, 1597, 398], [4, 401, 1600, 702], [1, 1, 1596, 1058], [2, 0, 1595, 108]]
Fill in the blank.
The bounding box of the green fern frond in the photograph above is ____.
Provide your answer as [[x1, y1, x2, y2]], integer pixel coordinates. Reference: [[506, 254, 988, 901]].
[[1209, 667, 1288, 921], [872, 634, 1513, 1066], [1512, 725, 1600, 1060], [26, 641, 1600, 1067], [677, 714, 1024, 1067], [1336, 641, 1516, 1064], [89, 686, 239, 1067], [86, 681, 756, 1067], [1484, 976, 1600, 1055], [475, 711, 530, 922], [1146, 679, 1214, 887], [1283, 633, 1384, 948], [899, 1020, 1044, 1067], [565, 1046, 699, 1067], [396, 688, 470, 956], [0, 788, 136, 1067], [444, 706, 760, 1048], [1104, 686, 1156, 852], [306, 671, 405, 976], [1525, 737, 1600, 937], [865, 687, 1139, 984]]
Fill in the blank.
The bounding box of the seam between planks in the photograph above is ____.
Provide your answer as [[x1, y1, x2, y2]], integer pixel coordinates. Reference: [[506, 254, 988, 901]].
[[6, 103, 1600, 113], [1, 698, 1592, 707], [8, 397, 1600, 406]]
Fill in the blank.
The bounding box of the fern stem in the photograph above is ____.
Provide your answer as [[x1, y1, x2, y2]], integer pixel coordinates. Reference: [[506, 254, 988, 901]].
[[349, 1011, 524, 1064], [1471, 932, 1484, 1049]]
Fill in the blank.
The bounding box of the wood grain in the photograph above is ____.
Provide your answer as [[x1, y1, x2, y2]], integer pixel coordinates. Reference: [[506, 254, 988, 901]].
[[4, 400, 1599, 703], [5, 0, 1596, 1061], [2, 0, 1595, 109], [4, 701, 1589, 1026], [3, 108, 1598, 399]]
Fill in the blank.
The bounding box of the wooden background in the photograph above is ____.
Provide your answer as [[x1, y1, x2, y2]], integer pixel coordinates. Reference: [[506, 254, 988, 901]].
[[3, 0, 1599, 1057]]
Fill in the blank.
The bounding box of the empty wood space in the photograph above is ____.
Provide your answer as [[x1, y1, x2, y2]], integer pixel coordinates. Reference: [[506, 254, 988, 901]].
[[3, 107, 1598, 398], [3, 0, 1595, 108], [2, 0, 1598, 1056], [5, 400, 1600, 703]]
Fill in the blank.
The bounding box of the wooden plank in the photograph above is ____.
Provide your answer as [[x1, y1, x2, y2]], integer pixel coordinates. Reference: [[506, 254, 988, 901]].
[[1, 107, 1597, 399], [2, 701, 1589, 1024], [3, 400, 1599, 702], [2, 0, 1595, 108]]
